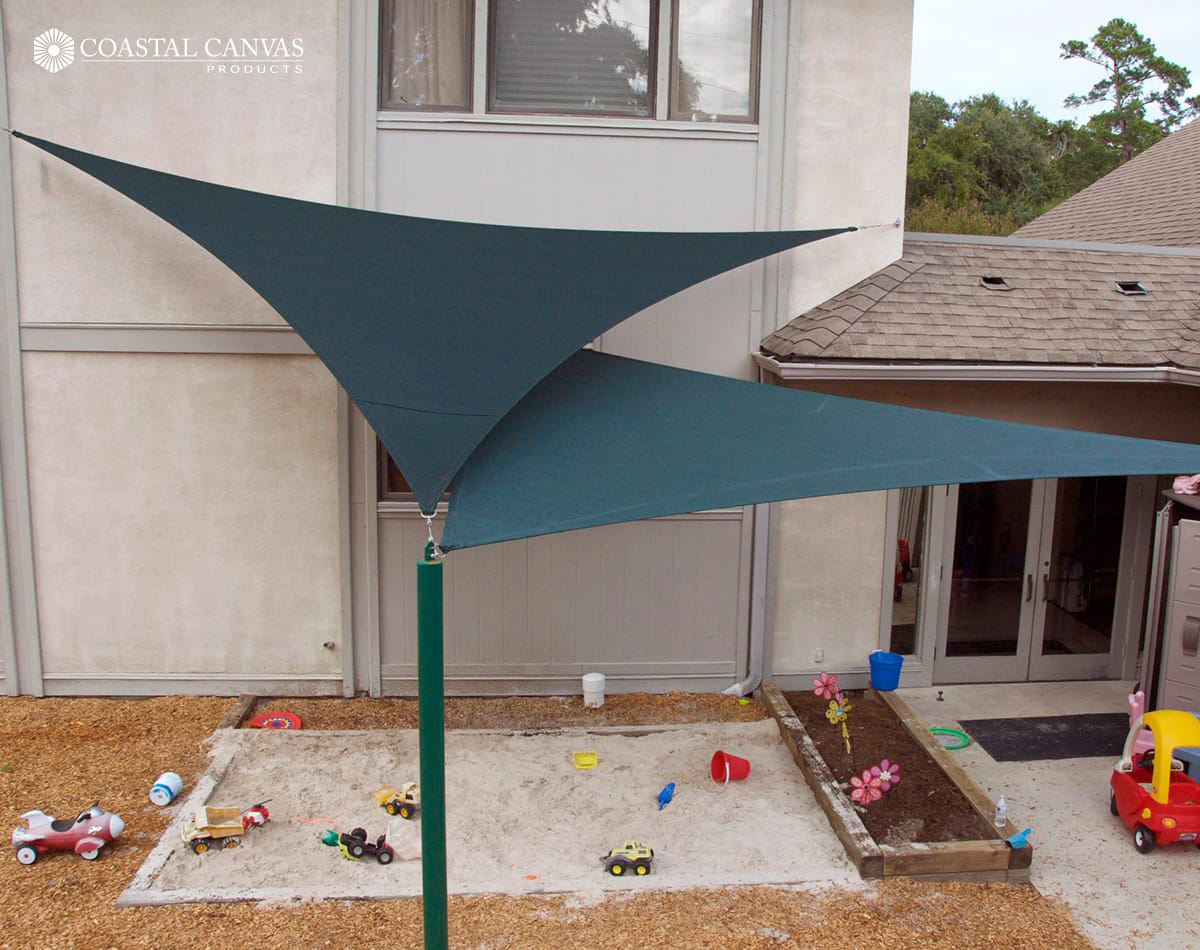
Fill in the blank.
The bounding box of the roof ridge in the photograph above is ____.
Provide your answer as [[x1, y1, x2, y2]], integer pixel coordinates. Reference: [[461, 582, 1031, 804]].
[[905, 232, 1200, 258], [837, 258, 926, 332], [763, 257, 925, 357]]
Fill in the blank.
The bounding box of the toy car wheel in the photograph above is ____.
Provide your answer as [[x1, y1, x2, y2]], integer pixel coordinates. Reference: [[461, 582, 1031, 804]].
[[15, 845, 37, 865], [385, 802, 399, 816], [191, 840, 209, 854], [399, 804, 414, 820], [634, 859, 650, 875], [1133, 824, 1156, 854], [349, 842, 366, 859], [1110, 791, 1119, 816], [608, 859, 628, 876], [79, 847, 101, 861], [223, 838, 239, 849], [377, 847, 394, 865]]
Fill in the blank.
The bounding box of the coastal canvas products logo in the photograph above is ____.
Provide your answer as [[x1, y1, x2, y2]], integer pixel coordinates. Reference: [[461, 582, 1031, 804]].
[[31, 28, 302, 75], [33, 28, 75, 73]]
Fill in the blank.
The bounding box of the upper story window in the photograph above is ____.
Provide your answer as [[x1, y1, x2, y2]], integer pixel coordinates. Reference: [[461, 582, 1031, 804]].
[[670, 0, 759, 121], [491, 0, 655, 116], [380, 0, 474, 110], [380, 0, 760, 123]]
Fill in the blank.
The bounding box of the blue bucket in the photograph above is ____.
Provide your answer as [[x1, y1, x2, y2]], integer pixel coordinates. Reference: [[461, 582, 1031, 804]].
[[869, 651, 903, 691]]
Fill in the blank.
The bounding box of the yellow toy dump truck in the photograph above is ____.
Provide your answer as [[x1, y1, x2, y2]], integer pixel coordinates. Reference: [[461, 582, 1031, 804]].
[[180, 803, 270, 854], [373, 783, 420, 820], [600, 839, 653, 876]]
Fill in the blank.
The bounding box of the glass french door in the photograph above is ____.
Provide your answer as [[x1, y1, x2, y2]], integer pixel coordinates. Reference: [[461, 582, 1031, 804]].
[[934, 476, 1130, 683]]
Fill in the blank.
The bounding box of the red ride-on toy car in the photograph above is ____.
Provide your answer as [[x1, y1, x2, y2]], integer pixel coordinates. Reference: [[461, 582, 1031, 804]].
[[11, 802, 125, 865], [1110, 709, 1200, 853]]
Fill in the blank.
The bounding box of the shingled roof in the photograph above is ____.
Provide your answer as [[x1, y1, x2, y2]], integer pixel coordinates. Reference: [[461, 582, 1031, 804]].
[[761, 235, 1200, 368], [1014, 119, 1200, 247]]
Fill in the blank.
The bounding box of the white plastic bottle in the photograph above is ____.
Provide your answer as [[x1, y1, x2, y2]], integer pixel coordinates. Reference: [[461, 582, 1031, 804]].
[[994, 794, 1008, 828]]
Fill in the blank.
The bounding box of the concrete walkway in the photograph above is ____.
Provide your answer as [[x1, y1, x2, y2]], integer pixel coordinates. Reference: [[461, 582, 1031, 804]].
[[899, 682, 1200, 950]]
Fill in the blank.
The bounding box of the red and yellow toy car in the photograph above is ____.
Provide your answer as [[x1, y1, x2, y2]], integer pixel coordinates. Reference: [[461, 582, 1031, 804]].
[[1110, 709, 1200, 853]]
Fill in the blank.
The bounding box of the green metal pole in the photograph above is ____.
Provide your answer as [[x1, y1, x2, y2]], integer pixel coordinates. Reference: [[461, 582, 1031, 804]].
[[417, 540, 448, 950]]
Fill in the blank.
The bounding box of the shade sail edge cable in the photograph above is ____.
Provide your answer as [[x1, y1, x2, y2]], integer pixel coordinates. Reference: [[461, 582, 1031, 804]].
[[11, 129, 854, 510], [440, 350, 1200, 550]]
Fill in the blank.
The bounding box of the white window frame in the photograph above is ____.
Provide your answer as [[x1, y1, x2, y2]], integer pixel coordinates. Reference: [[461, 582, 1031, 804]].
[[379, 0, 761, 127]]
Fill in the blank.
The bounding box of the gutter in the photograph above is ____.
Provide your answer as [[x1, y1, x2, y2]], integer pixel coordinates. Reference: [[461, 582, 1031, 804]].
[[754, 354, 1200, 386]]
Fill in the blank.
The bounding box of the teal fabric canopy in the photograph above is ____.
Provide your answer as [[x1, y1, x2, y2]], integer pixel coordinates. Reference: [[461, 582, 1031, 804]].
[[13, 132, 849, 512], [16, 130, 1200, 549], [441, 350, 1200, 549]]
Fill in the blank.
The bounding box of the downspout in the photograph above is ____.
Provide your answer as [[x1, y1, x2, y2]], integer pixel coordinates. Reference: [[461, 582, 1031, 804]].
[[722, 501, 770, 697]]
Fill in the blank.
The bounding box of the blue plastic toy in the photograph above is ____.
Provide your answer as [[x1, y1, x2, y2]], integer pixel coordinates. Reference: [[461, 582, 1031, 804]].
[[1005, 828, 1032, 849], [656, 783, 675, 810]]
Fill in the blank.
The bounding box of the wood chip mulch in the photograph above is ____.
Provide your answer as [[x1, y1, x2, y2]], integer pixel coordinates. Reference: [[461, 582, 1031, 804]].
[[244, 690, 769, 731], [0, 694, 1095, 949]]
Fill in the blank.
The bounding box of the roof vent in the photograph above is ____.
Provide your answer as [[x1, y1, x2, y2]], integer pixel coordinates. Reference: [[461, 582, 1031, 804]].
[[1115, 280, 1147, 295], [979, 275, 1011, 291]]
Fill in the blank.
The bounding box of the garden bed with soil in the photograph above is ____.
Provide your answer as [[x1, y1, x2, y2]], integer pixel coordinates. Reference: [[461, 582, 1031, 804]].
[[762, 685, 1032, 882]]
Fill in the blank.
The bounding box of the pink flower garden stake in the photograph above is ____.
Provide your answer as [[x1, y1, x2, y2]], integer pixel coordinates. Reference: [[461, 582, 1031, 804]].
[[850, 770, 882, 805], [812, 671, 838, 701], [871, 759, 901, 791]]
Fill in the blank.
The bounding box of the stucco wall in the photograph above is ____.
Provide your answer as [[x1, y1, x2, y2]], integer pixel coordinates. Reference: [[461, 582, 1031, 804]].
[[774, 0, 913, 323], [761, 0, 913, 679], [4, 1, 345, 688], [4, 0, 338, 326], [783, 379, 1200, 444], [769, 492, 888, 673], [23, 352, 342, 679]]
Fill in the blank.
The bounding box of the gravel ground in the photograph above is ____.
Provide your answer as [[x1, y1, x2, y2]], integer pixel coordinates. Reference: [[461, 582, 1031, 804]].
[[0, 694, 1094, 949]]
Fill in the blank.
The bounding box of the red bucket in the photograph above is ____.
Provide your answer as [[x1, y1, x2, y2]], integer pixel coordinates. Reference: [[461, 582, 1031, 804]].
[[710, 749, 751, 784]]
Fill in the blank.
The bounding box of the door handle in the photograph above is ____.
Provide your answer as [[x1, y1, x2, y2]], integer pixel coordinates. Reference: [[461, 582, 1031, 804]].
[[1025, 574, 1032, 602], [1042, 573, 1050, 601]]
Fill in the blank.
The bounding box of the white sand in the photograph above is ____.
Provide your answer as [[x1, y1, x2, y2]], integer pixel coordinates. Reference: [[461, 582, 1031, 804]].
[[137, 720, 858, 902]]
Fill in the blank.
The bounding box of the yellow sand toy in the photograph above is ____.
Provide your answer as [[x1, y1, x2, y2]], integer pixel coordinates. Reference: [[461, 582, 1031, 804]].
[[600, 839, 653, 876], [373, 782, 420, 820]]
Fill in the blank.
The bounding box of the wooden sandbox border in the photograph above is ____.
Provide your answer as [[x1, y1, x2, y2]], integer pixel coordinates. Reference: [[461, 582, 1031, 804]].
[[760, 684, 1032, 882]]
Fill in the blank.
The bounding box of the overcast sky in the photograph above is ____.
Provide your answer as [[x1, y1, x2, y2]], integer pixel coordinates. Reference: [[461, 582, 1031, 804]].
[[911, 1, 1200, 122]]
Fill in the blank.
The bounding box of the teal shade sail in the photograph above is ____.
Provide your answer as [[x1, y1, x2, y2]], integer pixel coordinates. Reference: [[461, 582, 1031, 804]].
[[13, 131, 851, 511], [439, 350, 1200, 549]]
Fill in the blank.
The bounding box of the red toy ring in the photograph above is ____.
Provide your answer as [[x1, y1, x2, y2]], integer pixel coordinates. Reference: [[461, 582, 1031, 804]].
[[247, 711, 302, 730]]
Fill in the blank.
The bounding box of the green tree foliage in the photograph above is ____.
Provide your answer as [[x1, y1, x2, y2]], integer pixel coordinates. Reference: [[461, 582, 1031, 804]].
[[908, 19, 1197, 235], [905, 93, 1110, 235], [1061, 18, 1200, 162]]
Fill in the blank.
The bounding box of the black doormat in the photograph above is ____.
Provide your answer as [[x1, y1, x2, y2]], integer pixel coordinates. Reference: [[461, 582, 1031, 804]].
[[959, 712, 1130, 762]]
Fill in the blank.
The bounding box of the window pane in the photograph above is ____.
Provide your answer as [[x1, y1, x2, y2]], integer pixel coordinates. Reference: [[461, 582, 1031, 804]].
[[381, 0, 472, 110], [491, 0, 654, 115], [672, 0, 757, 121]]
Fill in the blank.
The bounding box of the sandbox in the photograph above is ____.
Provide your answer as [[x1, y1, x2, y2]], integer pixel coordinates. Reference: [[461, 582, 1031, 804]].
[[119, 719, 860, 905]]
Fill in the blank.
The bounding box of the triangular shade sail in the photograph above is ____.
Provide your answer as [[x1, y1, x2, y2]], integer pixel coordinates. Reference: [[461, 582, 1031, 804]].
[[13, 131, 851, 510], [440, 350, 1200, 549]]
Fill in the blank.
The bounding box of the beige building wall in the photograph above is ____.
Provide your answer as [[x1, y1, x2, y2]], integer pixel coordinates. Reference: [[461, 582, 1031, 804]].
[[783, 379, 1200, 444], [5, 0, 337, 326], [23, 353, 342, 681], [764, 0, 913, 681], [770, 492, 888, 674], [4, 0, 344, 688], [775, 0, 913, 323]]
